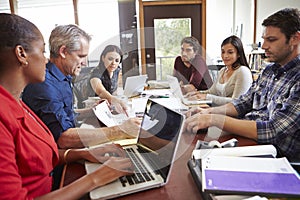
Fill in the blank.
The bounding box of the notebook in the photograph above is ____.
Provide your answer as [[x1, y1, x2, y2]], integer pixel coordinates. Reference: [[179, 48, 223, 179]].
[[188, 145, 300, 199], [85, 98, 185, 200], [166, 75, 212, 105], [202, 156, 300, 198], [123, 75, 148, 97]]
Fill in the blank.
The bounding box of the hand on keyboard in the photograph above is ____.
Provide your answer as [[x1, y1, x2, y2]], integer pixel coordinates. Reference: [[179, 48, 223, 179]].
[[85, 143, 127, 163], [92, 157, 134, 187]]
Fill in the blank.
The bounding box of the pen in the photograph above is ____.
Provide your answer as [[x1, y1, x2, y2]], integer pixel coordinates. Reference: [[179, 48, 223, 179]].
[[149, 95, 170, 98], [158, 95, 169, 98], [123, 108, 129, 117]]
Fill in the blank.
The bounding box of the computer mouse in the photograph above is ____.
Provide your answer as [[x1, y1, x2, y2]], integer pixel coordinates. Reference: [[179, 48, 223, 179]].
[[208, 140, 222, 148]]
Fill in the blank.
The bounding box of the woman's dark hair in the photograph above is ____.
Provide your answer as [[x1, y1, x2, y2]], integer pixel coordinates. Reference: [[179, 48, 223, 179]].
[[221, 35, 250, 70], [262, 8, 300, 42], [0, 13, 40, 53], [0, 13, 41, 72], [99, 45, 123, 65]]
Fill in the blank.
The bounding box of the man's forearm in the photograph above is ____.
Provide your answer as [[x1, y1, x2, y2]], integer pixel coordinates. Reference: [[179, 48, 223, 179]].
[[210, 103, 239, 117], [210, 114, 257, 140]]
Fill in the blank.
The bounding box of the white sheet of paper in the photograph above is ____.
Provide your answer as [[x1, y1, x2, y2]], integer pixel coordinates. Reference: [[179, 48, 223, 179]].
[[192, 145, 277, 160], [131, 98, 148, 116], [93, 101, 127, 127], [141, 89, 172, 96]]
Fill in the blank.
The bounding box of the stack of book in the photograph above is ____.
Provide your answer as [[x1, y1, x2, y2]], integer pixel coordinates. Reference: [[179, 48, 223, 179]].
[[187, 144, 300, 200]]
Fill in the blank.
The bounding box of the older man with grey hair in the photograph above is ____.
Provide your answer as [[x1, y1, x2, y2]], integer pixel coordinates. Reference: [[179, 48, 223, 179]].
[[22, 24, 139, 149]]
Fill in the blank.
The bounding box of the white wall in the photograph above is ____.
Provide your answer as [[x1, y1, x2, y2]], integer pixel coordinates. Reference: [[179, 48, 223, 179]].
[[235, 0, 254, 51], [7, 0, 120, 63], [206, 0, 233, 64], [206, 0, 254, 63], [255, 0, 300, 44], [206, 0, 300, 63]]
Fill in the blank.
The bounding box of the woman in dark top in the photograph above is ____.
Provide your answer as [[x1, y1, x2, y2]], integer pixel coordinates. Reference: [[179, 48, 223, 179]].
[[89, 45, 127, 112]]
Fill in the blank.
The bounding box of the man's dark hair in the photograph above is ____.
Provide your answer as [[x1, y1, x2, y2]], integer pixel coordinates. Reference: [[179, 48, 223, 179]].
[[181, 36, 201, 54], [262, 8, 300, 41]]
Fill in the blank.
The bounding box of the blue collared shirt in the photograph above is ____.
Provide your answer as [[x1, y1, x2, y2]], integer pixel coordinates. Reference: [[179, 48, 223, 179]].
[[232, 55, 300, 161], [22, 62, 76, 141]]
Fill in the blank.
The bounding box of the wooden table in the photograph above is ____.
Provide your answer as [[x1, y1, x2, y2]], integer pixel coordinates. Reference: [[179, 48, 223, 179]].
[[61, 131, 256, 200]]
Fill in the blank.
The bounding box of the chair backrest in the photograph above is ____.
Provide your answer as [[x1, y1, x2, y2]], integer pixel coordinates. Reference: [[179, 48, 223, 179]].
[[207, 65, 225, 82], [72, 66, 95, 108]]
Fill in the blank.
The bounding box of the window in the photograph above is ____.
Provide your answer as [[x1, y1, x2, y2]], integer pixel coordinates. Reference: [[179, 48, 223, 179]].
[[16, 0, 77, 58], [78, 0, 120, 66], [154, 18, 191, 80], [1, 0, 120, 64], [0, 0, 10, 13]]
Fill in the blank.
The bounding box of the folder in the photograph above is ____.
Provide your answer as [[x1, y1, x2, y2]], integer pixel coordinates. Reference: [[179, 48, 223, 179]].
[[201, 156, 300, 198], [188, 145, 300, 199]]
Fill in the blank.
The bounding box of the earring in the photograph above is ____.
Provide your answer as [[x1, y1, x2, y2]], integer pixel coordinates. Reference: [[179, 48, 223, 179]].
[[25, 61, 28, 65]]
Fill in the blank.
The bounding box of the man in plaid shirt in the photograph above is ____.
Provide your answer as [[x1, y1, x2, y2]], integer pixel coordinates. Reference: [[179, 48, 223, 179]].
[[185, 8, 300, 162]]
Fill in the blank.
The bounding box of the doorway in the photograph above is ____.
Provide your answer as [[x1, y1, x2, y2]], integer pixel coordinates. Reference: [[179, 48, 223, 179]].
[[139, 1, 206, 80]]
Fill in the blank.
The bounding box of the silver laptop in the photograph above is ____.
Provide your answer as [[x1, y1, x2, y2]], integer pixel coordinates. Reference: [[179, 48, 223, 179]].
[[123, 75, 148, 97], [166, 75, 212, 105], [85, 98, 185, 200]]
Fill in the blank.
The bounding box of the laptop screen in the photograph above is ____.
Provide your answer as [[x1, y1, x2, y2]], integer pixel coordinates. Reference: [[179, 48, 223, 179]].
[[137, 99, 184, 181], [123, 75, 148, 97], [166, 75, 184, 99]]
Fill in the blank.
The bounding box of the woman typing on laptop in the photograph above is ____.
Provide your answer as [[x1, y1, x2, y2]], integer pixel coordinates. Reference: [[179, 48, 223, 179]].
[[0, 14, 133, 199], [185, 35, 253, 106]]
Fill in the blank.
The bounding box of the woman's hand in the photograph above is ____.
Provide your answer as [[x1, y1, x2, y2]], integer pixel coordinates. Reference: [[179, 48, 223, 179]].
[[85, 143, 127, 163], [111, 96, 128, 115], [90, 156, 133, 187], [181, 84, 196, 94], [184, 91, 207, 100]]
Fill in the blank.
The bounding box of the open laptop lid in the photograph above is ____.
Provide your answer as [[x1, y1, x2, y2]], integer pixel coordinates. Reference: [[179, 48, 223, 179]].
[[86, 98, 185, 200], [136, 98, 185, 183], [166, 75, 185, 99], [123, 75, 148, 97], [166, 75, 212, 105]]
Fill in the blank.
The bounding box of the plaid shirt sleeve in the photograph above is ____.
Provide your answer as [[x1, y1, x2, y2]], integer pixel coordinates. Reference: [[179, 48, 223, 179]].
[[232, 59, 300, 161]]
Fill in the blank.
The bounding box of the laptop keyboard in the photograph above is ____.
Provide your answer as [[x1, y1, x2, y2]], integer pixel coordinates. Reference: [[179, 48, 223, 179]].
[[119, 147, 155, 187]]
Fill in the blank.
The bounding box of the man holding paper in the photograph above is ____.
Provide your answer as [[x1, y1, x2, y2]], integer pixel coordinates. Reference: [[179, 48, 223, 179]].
[[22, 25, 139, 150], [185, 8, 300, 162]]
